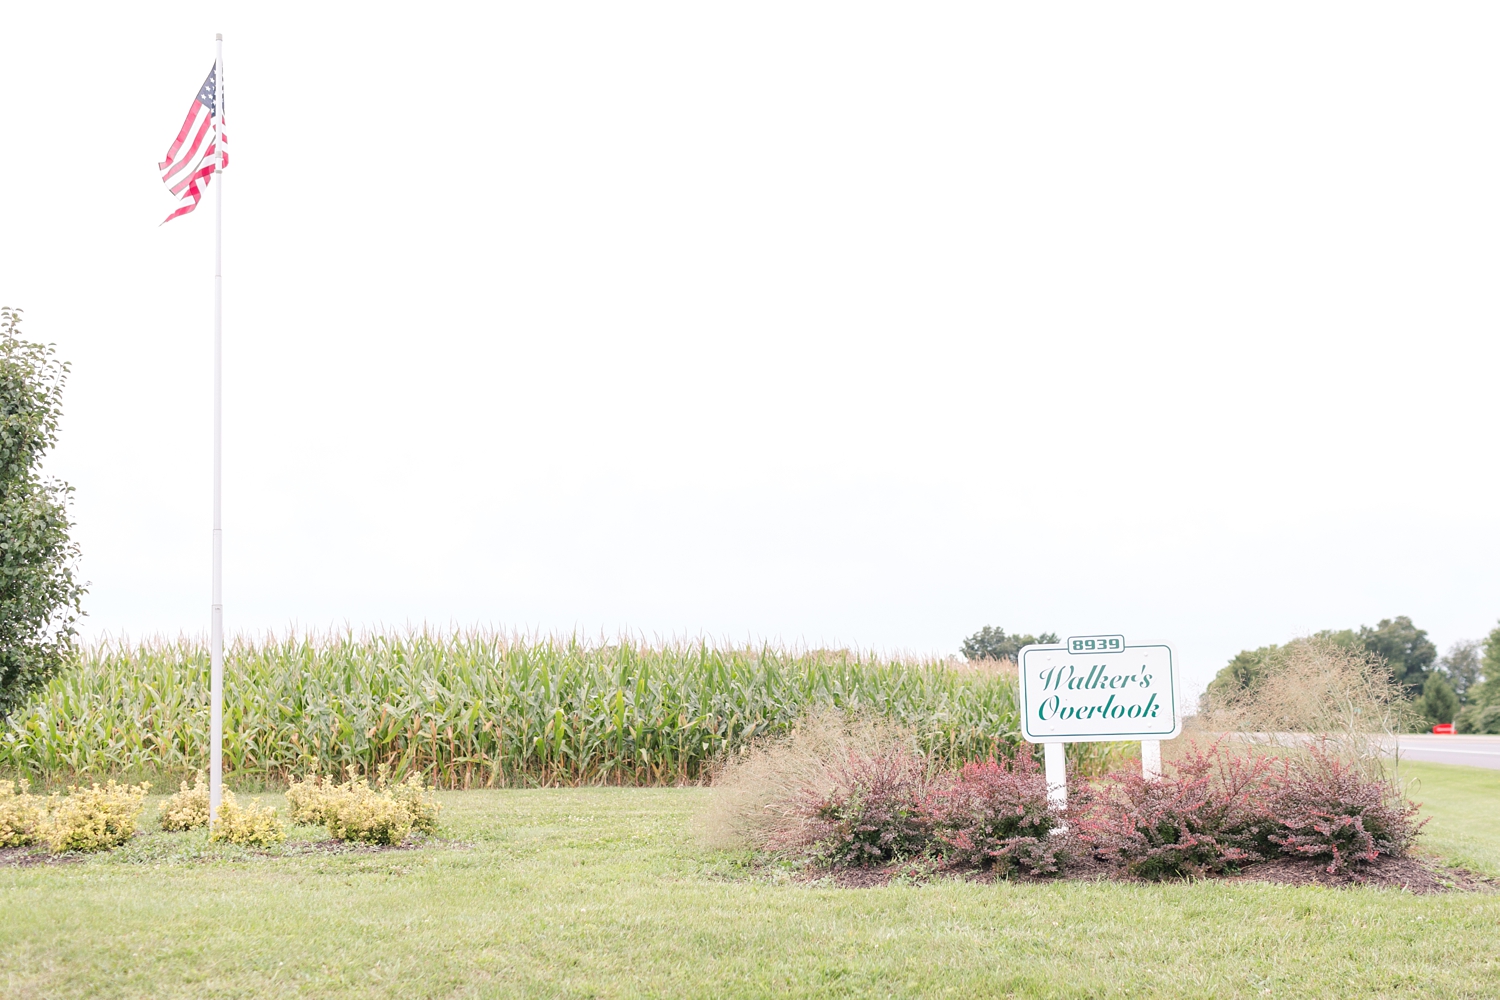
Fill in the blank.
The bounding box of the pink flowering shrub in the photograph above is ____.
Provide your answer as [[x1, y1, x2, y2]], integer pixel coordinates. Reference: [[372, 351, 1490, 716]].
[[927, 754, 1063, 875], [725, 723, 1426, 878], [1075, 743, 1425, 879], [784, 747, 933, 866], [1074, 743, 1279, 879], [1266, 749, 1425, 873]]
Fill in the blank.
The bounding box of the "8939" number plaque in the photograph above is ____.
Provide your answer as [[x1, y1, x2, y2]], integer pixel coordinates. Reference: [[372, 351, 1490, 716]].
[[1067, 634, 1124, 653]]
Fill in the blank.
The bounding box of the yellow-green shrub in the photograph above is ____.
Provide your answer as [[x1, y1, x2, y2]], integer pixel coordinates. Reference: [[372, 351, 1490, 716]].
[[287, 770, 439, 843], [285, 773, 339, 826], [388, 772, 441, 835], [208, 790, 286, 848], [0, 779, 43, 847], [326, 778, 412, 845], [159, 772, 210, 831], [44, 781, 149, 853]]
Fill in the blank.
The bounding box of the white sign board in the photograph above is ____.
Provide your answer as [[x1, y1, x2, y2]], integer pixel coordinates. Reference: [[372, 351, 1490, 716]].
[[1018, 636, 1181, 744]]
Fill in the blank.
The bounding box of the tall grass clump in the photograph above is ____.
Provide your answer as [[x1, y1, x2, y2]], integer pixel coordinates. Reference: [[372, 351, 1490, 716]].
[[705, 710, 925, 857], [708, 710, 1066, 874], [1197, 635, 1414, 783], [0, 631, 1033, 788]]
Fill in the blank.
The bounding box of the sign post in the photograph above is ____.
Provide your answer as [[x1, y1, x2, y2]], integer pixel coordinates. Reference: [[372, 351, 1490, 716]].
[[1017, 635, 1181, 812]]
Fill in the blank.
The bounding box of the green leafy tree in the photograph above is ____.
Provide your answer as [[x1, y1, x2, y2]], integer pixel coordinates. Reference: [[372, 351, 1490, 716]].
[[1457, 706, 1500, 734], [1419, 672, 1458, 726], [961, 626, 1058, 662], [1201, 629, 1359, 710], [1456, 621, 1500, 733], [1436, 640, 1482, 705], [1356, 617, 1436, 700], [1202, 644, 1276, 708], [1478, 622, 1500, 707], [0, 308, 83, 718]]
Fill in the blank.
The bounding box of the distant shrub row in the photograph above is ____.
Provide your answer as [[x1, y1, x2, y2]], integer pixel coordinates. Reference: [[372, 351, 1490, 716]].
[[1201, 617, 1500, 732], [1, 770, 442, 854]]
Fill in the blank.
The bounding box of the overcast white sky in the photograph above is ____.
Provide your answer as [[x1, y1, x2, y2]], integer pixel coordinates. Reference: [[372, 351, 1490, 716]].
[[2, 3, 1497, 699]]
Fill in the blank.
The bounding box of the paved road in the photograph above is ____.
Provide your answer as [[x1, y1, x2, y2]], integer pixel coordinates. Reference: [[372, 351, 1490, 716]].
[[1395, 735, 1500, 770]]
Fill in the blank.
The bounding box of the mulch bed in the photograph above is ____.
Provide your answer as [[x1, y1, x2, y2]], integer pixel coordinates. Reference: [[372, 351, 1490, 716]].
[[800, 853, 1496, 895], [269, 837, 442, 858], [0, 846, 87, 868], [1226, 855, 1493, 894]]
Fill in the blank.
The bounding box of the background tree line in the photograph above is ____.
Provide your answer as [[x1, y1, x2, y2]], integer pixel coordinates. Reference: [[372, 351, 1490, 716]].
[[1202, 616, 1500, 734], [963, 617, 1500, 734], [960, 626, 1059, 664]]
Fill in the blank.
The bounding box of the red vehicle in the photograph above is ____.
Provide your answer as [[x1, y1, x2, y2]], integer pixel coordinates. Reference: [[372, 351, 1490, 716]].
[[1432, 723, 1456, 735]]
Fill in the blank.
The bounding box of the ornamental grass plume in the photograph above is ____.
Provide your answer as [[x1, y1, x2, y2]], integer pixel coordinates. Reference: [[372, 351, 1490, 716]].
[[1192, 633, 1424, 863], [0, 778, 43, 847], [159, 772, 211, 831], [703, 709, 924, 856], [1199, 635, 1413, 781], [43, 780, 149, 853]]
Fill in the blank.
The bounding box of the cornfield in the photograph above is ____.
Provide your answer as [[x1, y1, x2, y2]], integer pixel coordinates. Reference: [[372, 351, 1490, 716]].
[[0, 631, 1076, 788]]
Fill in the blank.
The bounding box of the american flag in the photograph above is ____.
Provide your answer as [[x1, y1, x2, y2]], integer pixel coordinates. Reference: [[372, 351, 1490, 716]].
[[158, 64, 228, 224]]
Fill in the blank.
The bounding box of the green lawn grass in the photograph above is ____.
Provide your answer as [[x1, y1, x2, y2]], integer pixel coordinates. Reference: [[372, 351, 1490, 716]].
[[1401, 760, 1500, 876], [1, 764, 1496, 999]]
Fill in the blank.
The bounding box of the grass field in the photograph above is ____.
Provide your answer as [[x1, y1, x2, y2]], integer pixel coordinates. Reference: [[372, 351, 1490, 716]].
[[1, 761, 1496, 998], [1400, 760, 1500, 876]]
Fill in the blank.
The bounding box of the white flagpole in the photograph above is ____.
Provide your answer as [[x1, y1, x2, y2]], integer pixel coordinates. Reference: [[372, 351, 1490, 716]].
[[209, 32, 225, 827]]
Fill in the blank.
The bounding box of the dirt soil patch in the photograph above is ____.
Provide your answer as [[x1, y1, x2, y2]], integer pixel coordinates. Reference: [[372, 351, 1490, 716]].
[[0, 846, 84, 868], [269, 837, 430, 857], [802, 853, 1495, 895], [1226, 855, 1494, 894]]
